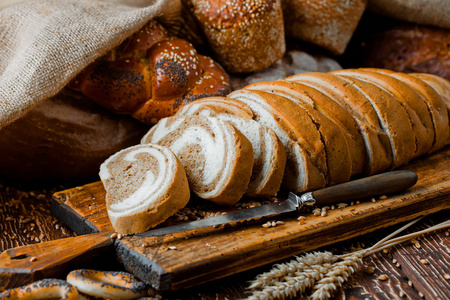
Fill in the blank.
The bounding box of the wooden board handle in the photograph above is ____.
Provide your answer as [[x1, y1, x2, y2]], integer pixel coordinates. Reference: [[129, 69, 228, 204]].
[[0, 231, 113, 290], [312, 170, 418, 206]]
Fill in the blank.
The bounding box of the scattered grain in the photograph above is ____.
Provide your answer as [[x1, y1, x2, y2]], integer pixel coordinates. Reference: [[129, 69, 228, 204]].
[[418, 292, 424, 298], [378, 274, 388, 281], [275, 221, 284, 225], [5, 217, 13, 221], [168, 246, 177, 250], [30, 257, 37, 262], [399, 290, 406, 297], [117, 234, 123, 240], [392, 258, 397, 264], [55, 224, 60, 230], [371, 198, 376, 203], [379, 195, 387, 200], [337, 203, 348, 208], [364, 266, 375, 274], [320, 211, 327, 217], [444, 274, 450, 280], [420, 259, 427, 265]]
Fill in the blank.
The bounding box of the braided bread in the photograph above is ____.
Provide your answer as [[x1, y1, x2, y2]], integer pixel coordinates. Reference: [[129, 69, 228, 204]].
[[69, 19, 231, 125]]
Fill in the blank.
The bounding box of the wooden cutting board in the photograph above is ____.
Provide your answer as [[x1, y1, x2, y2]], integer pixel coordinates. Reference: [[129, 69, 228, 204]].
[[46, 146, 450, 292]]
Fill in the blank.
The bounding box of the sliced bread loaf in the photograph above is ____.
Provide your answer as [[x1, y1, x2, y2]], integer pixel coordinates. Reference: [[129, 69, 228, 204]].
[[285, 72, 393, 175], [367, 69, 449, 153], [229, 89, 326, 192], [99, 144, 190, 234], [335, 69, 434, 158], [332, 72, 416, 169], [177, 98, 286, 197], [141, 116, 254, 206], [244, 81, 352, 185]]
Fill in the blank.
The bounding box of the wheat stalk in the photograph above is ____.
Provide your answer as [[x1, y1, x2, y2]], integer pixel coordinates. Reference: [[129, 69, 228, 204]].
[[245, 217, 450, 300]]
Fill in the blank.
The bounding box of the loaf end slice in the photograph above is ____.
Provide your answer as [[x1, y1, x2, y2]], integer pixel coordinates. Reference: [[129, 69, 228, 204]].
[[100, 144, 190, 235]]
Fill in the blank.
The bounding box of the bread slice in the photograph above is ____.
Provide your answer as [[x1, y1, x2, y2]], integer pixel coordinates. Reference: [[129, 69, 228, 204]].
[[228, 89, 326, 192], [285, 72, 393, 175], [367, 69, 449, 153], [99, 144, 190, 234], [331, 72, 416, 169], [177, 97, 286, 197], [335, 69, 434, 158], [244, 81, 352, 185], [141, 116, 254, 206]]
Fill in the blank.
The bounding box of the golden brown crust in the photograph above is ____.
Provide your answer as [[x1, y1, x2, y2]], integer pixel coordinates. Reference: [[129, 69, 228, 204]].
[[183, 0, 285, 73], [245, 81, 352, 185], [69, 19, 231, 124], [282, 0, 367, 55]]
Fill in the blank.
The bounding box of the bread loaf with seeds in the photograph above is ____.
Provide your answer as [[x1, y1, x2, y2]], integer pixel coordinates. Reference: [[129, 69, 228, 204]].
[[181, 0, 285, 73], [176, 97, 287, 197], [99, 144, 190, 234], [141, 116, 254, 205], [69, 19, 230, 125]]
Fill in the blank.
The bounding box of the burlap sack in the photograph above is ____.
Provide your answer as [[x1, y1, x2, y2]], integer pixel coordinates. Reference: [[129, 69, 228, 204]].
[[368, 0, 450, 29], [0, 0, 180, 129]]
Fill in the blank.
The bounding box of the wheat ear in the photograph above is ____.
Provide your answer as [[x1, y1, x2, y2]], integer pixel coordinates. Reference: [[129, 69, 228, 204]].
[[245, 217, 450, 300]]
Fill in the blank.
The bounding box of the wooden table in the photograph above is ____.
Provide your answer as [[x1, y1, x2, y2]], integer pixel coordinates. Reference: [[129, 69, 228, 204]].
[[0, 176, 449, 299]]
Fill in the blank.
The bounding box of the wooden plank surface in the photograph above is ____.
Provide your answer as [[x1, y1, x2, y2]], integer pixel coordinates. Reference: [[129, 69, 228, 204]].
[[50, 146, 450, 292]]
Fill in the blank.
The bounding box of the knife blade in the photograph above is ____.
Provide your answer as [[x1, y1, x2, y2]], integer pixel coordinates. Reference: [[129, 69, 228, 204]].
[[135, 170, 417, 237]]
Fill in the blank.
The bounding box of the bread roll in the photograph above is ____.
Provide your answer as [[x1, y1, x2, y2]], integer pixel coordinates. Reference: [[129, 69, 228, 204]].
[[0, 89, 148, 182], [141, 116, 254, 205], [99, 144, 190, 234], [182, 0, 285, 73], [176, 97, 287, 197]]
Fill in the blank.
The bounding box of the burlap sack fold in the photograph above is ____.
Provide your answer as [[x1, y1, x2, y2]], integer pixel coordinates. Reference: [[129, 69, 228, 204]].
[[368, 0, 450, 29], [0, 0, 179, 129]]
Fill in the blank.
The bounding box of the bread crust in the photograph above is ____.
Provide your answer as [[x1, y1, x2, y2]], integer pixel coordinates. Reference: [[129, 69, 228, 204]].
[[336, 69, 434, 158], [286, 72, 393, 175], [100, 144, 190, 234], [182, 0, 285, 73], [282, 0, 367, 55], [229, 89, 326, 192], [369, 69, 449, 153], [245, 81, 353, 185], [332, 73, 416, 169]]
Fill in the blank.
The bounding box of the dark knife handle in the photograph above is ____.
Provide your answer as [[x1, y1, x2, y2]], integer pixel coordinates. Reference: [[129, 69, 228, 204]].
[[311, 170, 418, 206]]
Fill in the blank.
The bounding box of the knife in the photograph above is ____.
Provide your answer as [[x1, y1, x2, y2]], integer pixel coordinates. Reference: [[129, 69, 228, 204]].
[[135, 170, 418, 237]]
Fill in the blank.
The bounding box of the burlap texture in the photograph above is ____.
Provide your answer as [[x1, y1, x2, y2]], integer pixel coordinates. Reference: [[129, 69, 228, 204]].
[[368, 0, 450, 29], [0, 0, 179, 129]]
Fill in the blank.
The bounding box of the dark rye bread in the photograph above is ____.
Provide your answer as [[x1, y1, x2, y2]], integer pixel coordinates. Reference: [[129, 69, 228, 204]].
[[141, 116, 254, 205], [176, 97, 287, 197], [99, 144, 190, 234], [243, 81, 352, 185], [285, 72, 393, 175], [331, 73, 416, 169], [369, 69, 450, 153], [229, 89, 326, 192], [333, 69, 434, 158]]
